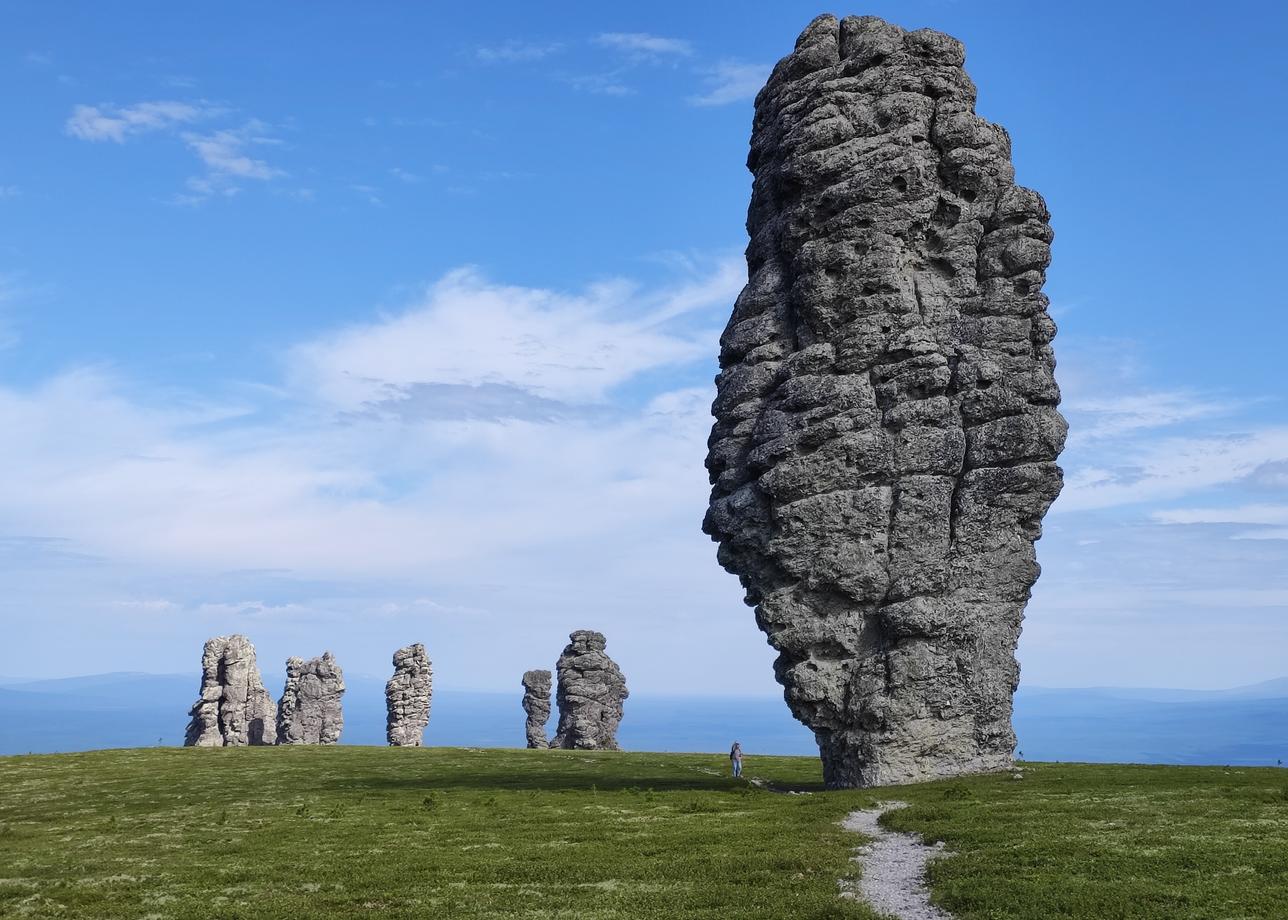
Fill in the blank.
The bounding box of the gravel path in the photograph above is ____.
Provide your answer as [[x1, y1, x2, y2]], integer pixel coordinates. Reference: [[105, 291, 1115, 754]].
[[840, 802, 954, 920]]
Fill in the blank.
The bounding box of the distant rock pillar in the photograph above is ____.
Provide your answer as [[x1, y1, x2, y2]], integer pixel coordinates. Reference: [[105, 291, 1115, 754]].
[[386, 643, 432, 746], [550, 630, 628, 751], [184, 634, 277, 746], [521, 669, 552, 749], [276, 651, 345, 745]]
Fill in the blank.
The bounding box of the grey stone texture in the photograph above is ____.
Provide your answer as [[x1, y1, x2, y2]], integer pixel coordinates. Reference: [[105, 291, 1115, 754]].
[[521, 669, 553, 749], [703, 14, 1066, 788], [550, 630, 629, 751], [276, 651, 345, 745], [386, 643, 432, 747], [184, 634, 278, 746]]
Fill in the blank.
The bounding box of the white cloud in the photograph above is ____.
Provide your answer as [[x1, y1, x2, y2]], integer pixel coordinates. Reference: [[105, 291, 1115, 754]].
[[65, 100, 212, 143], [65, 101, 283, 202], [0, 185, 18, 199], [688, 61, 770, 107], [182, 124, 282, 181], [0, 259, 740, 583], [288, 260, 739, 411], [564, 72, 635, 97], [1059, 427, 1288, 511], [1064, 390, 1233, 443], [476, 40, 564, 63], [389, 167, 423, 184], [1154, 504, 1288, 527], [594, 32, 693, 58]]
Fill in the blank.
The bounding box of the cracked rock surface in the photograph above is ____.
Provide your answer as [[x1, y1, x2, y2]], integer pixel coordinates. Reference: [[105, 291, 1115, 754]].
[[184, 635, 277, 746], [385, 643, 432, 747], [703, 14, 1065, 788], [521, 669, 552, 749], [276, 651, 345, 745], [550, 631, 628, 751]]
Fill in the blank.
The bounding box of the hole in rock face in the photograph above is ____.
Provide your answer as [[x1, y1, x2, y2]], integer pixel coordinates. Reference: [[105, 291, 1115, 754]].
[[961, 188, 977, 202], [978, 378, 993, 390], [891, 176, 908, 192], [1013, 278, 1032, 294], [929, 257, 956, 279]]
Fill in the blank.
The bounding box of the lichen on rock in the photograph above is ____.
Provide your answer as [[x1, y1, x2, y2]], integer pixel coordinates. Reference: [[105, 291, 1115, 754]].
[[184, 634, 277, 746], [550, 631, 628, 751], [386, 643, 432, 747], [703, 14, 1066, 787], [276, 651, 345, 745]]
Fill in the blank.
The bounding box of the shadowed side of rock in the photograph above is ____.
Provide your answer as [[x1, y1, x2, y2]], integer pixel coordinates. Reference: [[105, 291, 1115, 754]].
[[276, 651, 345, 745], [550, 630, 628, 751], [386, 643, 432, 746], [521, 669, 552, 749], [184, 635, 277, 746], [703, 14, 1065, 787]]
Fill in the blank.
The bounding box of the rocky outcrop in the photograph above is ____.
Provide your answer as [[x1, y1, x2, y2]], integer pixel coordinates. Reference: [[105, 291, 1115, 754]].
[[703, 14, 1066, 788], [550, 631, 628, 750], [184, 635, 277, 746], [276, 651, 345, 745], [386, 643, 432, 747], [521, 669, 552, 749]]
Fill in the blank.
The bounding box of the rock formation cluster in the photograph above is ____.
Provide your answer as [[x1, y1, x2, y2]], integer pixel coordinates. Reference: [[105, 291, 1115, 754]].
[[276, 651, 345, 745], [703, 14, 1066, 787], [184, 634, 278, 746], [386, 643, 433, 747], [520, 669, 552, 749], [549, 630, 628, 750]]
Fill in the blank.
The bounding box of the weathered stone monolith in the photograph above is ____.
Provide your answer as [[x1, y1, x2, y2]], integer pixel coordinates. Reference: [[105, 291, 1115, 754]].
[[184, 634, 277, 746], [386, 643, 432, 746], [550, 630, 628, 750], [703, 14, 1066, 788], [521, 669, 552, 749], [276, 651, 345, 745]]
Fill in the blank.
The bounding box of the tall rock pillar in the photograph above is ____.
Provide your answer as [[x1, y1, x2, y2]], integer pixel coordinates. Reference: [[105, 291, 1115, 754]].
[[703, 15, 1065, 787]]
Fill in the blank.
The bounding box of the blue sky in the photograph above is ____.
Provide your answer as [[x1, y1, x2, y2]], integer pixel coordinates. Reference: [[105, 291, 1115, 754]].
[[1, 0, 1286, 694]]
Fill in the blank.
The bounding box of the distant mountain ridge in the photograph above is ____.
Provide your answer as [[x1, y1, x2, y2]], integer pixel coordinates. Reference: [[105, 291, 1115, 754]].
[[2, 673, 1286, 766]]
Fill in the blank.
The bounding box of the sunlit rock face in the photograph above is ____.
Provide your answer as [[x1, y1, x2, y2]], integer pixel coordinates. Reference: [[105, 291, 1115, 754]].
[[550, 631, 628, 751], [276, 651, 345, 745], [184, 635, 278, 747], [703, 14, 1065, 788], [521, 669, 553, 749], [385, 643, 432, 747]]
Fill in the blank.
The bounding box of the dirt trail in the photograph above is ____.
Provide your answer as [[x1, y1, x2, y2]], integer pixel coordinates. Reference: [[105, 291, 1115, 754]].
[[840, 802, 954, 920]]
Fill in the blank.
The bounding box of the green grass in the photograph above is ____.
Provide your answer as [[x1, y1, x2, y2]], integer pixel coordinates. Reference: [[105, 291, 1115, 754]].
[[1, 749, 1286, 919]]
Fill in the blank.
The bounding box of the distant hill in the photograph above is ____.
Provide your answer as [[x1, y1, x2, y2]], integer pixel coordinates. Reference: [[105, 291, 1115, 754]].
[[2, 673, 1285, 765]]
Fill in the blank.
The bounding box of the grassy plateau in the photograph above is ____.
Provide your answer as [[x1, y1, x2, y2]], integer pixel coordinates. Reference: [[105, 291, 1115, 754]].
[[1, 747, 1286, 919]]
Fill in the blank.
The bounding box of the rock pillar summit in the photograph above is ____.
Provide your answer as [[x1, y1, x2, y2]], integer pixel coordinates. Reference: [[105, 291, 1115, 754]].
[[703, 14, 1066, 787]]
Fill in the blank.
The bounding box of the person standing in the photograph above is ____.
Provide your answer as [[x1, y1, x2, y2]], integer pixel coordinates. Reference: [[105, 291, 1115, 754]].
[[729, 741, 743, 778]]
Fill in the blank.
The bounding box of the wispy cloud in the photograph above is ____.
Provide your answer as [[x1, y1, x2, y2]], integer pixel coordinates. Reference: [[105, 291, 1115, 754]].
[[65, 100, 286, 203], [288, 257, 740, 411], [563, 72, 635, 97], [0, 185, 18, 200], [388, 167, 423, 184], [594, 32, 693, 59], [65, 100, 215, 143], [688, 61, 769, 107], [475, 40, 564, 63], [178, 121, 284, 201]]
